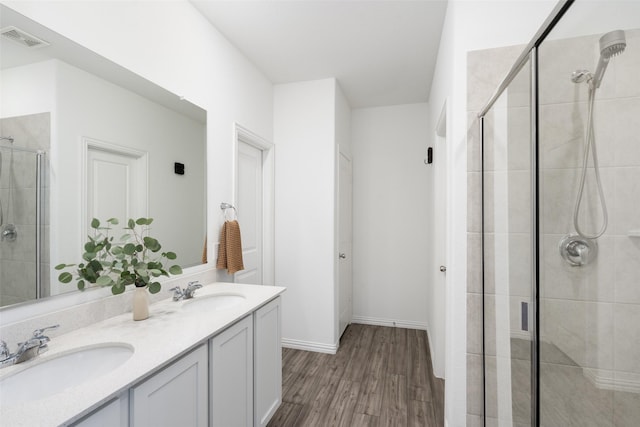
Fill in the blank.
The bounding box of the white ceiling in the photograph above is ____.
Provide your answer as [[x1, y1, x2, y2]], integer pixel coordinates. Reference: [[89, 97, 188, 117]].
[[190, 0, 447, 108]]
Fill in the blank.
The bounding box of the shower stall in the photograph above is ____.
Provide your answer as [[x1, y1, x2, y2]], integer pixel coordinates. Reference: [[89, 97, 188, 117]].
[[0, 114, 48, 308], [478, 0, 639, 425]]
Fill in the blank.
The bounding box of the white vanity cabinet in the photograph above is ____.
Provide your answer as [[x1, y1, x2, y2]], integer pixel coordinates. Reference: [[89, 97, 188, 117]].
[[210, 314, 254, 427], [254, 297, 282, 427], [71, 395, 128, 427], [130, 344, 208, 427]]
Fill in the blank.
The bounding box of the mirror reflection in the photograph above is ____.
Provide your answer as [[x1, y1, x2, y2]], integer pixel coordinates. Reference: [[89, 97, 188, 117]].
[[0, 6, 207, 308]]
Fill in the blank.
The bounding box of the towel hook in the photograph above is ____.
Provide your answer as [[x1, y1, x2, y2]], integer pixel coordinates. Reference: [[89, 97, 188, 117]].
[[220, 202, 238, 220]]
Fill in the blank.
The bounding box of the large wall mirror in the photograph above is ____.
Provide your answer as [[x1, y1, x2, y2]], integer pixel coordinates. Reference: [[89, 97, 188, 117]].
[[0, 5, 207, 309]]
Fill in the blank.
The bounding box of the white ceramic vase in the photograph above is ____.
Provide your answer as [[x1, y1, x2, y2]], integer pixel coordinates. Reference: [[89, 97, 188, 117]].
[[132, 287, 149, 321]]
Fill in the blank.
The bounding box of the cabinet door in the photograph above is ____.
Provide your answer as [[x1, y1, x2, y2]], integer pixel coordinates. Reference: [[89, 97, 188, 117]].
[[72, 394, 128, 427], [254, 297, 282, 427], [210, 315, 253, 427], [130, 344, 208, 427]]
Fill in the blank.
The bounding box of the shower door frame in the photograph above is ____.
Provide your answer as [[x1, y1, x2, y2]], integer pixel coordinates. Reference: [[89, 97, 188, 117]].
[[0, 143, 46, 302], [477, 0, 576, 425]]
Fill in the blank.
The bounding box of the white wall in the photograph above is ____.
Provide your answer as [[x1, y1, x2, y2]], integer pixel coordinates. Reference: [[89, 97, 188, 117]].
[[351, 103, 431, 330], [427, 1, 557, 425], [0, 0, 273, 319], [274, 78, 339, 352], [0, 60, 56, 118]]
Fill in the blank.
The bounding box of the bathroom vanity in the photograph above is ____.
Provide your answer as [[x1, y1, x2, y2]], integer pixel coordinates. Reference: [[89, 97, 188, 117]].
[[0, 282, 285, 426]]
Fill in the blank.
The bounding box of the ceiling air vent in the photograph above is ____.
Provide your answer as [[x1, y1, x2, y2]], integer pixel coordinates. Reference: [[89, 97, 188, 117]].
[[0, 26, 49, 48]]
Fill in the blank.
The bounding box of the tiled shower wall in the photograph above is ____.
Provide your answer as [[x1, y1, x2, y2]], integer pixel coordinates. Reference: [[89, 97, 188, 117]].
[[538, 29, 640, 416], [0, 113, 50, 306], [466, 44, 524, 427]]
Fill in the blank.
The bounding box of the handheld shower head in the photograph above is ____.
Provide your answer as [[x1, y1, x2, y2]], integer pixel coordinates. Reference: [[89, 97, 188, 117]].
[[593, 30, 626, 88]]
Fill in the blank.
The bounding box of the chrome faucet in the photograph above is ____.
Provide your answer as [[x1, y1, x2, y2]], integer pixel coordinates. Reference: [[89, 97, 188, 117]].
[[184, 281, 203, 299], [170, 281, 203, 301], [169, 286, 185, 301], [0, 324, 60, 368]]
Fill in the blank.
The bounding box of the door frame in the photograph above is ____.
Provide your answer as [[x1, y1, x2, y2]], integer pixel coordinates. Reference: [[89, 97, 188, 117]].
[[337, 148, 353, 339], [80, 136, 148, 246], [232, 123, 275, 285]]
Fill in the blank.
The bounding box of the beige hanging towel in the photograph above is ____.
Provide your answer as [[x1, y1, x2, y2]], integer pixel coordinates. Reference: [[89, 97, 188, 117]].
[[216, 220, 244, 274]]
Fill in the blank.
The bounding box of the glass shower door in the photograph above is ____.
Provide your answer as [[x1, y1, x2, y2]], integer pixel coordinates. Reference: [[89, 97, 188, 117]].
[[537, 1, 640, 425], [0, 146, 43, 306], [482, 53, 534, 426]]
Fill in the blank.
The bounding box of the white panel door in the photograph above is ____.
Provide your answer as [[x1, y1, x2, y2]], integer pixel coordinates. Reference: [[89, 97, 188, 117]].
[[87, 146, 146, 226], [235, 141, 263, 284], [338, 152, 353, 338]]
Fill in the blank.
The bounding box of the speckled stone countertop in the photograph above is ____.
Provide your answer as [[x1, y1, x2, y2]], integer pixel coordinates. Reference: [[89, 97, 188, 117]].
[[0, 282, 285, 426]]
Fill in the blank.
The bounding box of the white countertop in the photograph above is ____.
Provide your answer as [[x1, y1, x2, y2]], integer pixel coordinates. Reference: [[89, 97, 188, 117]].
[[0, 282, 285, 426]]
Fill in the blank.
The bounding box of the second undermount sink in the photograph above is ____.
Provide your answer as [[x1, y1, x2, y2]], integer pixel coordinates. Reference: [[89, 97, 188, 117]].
[[182, 293, 246, 312], [0, 343, 134, 406]]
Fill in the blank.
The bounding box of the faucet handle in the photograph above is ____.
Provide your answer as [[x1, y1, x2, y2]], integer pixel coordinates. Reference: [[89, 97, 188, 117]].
[[0, 340, 9, 359], [169, 286, 184, 301], [184, 281, 203, 299], [32, 324, 60, 339]]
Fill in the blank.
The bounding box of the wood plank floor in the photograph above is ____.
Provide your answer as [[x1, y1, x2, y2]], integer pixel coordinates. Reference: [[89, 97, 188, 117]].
[[268, 324, 443, 427]]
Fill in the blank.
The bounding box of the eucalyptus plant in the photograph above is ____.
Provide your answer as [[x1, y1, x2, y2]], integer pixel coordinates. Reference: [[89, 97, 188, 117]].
[[56, 217, 182, 295]]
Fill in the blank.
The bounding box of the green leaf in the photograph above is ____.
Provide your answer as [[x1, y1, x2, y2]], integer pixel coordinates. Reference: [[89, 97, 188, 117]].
[[111, 246, 123, 255], [77, 280, 85, 290], [119, 234, 131, 241], [164, 252, 177, 260], [169, 265, 183, 275], [128, 219, 135, 229], [107, 218, 119, 225], [149, 269, 162, 277], [58, 272, 73, 283], [82, 252, 96, 262], [91, 218, 100, 229], [96, 275, 112, 286], [88, 259, 103, 272], [143, 237, 161, 252], [123, 243, 136, 255], [84, 242, 96, 253], [136, 244, 144, 252], [135, 217, 153, 226], [55, 263, 68, 270], [135, 268, 148, 278], [111, 283, 126, 295], [148, 282, 161, 294]]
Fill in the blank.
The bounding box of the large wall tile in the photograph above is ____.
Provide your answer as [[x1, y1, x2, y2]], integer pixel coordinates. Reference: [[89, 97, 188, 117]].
[[613, 167, 640, 236], [614, 303, 640, 374], [541, 233, 615, 303], [614, 236, 640, 304]]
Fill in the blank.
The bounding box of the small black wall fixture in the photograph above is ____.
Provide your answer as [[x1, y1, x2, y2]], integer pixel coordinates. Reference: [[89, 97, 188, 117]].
[[425, 147, 433, 164], [174, 162, 185, 175]]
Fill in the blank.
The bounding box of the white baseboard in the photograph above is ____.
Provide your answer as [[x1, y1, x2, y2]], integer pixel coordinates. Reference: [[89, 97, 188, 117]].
[[281, 338, 338, 354], [351, 315, 428, 330]]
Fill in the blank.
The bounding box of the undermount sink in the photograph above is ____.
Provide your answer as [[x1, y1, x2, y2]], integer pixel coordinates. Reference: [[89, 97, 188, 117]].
[[0, 343, 134, 406], [182, 293, 246, 312]]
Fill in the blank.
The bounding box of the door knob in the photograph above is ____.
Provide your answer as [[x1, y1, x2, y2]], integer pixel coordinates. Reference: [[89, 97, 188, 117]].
[[339, 253, 346, 259], [440, 265, 447, 272]]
